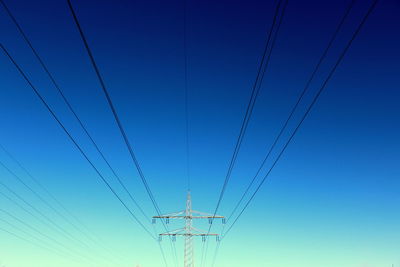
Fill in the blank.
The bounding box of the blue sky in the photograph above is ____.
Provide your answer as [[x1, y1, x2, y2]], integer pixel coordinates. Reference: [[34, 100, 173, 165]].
[[0, 0, 399, 266]]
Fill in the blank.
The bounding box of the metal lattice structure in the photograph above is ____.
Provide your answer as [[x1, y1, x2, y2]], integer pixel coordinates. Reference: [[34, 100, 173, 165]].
[[153, 191, 225, 267]]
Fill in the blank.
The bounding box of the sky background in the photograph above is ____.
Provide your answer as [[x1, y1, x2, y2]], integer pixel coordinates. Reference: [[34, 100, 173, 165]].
[[0, 0, 399, 266]]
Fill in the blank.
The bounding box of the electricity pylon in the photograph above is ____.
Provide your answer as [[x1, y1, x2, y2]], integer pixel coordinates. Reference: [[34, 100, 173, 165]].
[[153, 191, 225, 267]]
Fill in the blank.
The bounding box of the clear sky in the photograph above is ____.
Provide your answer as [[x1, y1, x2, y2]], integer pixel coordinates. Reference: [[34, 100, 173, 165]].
[[0, 0, 399, 266]]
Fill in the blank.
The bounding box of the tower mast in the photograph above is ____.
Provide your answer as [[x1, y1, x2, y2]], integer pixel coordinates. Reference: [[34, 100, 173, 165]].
[[184, 191, 193, 267], [153, 191, 225, 267]]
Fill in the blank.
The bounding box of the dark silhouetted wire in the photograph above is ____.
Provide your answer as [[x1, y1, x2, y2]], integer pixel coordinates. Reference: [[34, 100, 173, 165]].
[[223, 0, 379, 239], [209, 0, 287, 229], [211, 2, 357, 265], [201, 2, 288, 266], [226, 0, 356, 225], [0, 0, 150, 228], [1, 0, 165, 262], [0, 0, 149, 259], [66, 0, 161, 218], [65, 1, 178, 265], [0, 43, 155, 240]]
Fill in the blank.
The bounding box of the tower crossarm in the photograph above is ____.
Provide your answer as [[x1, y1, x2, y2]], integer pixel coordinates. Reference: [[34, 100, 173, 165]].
[[154, 215, 223, 219], [159, 227, 218, 236], [191, 210, 224, 218], [153, 210, 185, 218], [191, 226, 218, 236], [153, 191, 224, 267], [192, 215, 224, 219], [160, 232, 218, 236], [159, 228, 185, 235]]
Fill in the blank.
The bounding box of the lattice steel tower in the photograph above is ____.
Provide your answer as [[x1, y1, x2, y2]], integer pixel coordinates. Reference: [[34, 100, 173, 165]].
[[153, 191, 225, 267]]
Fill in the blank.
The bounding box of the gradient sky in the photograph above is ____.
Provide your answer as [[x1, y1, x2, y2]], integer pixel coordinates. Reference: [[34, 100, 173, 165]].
[[0, 0, 399, 266]]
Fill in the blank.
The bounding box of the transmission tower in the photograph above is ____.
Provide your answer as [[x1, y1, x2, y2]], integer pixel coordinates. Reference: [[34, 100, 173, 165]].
[[153, 191, 225, 267]]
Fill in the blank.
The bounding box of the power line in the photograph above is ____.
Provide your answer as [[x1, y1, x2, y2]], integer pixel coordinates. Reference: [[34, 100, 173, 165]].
[[226, 0, 356, 225], [0, 217, 79, 262], [65, 1, 178, 265], [0, 159, 92, 248], [0, 43, 156, 240], [0, 208, 98, 264], [0, 226, 82, 263], [0, 188, 111, 265], [222, 0, 379, 239], [183, 0, 190, 191], [0, 183, 115, 265], [0, 158, 121, 265], [0, 143, 90, 232], [201, 1, 288, 266], [66, 0, 162, 218], [210, 240, 221, 267], [0, 0, 150, 229], [0, 178, 85, 248], [0, 0, 153, 259], [0, 1, 150, 259], [209, 0, 286, 229], [0, 143, 124, 264], [0, 185, 73, 240], [211, 2, 357, 265]]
